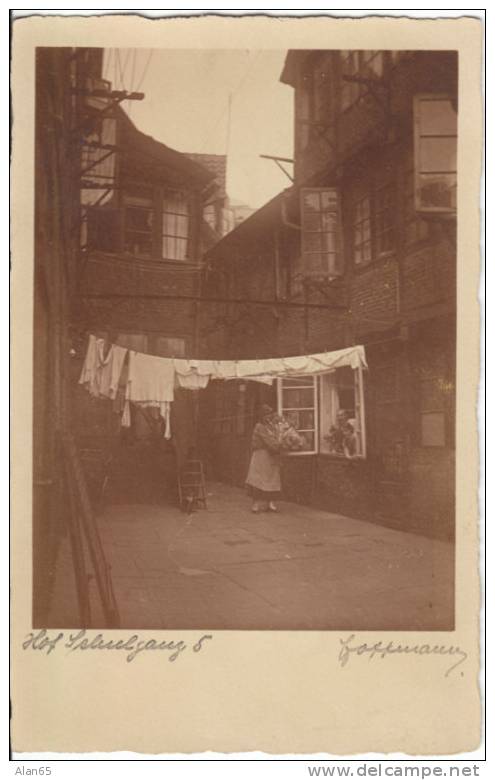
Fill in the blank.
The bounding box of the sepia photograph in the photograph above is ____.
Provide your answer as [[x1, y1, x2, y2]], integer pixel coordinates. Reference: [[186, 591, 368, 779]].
[[31, 43, 459, 633], [11, 11, 484, 759]]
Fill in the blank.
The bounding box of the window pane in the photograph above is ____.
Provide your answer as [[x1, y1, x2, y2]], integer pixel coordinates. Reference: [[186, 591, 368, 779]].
[[302, 192, 320, 212], [303, 213, 321, 231], [283, 388, 314, 408], [418, 173, 456, 210], [419, 99, 457, 135], [419, 136, 457, 173], [125, 232, 152, 256], [321, 190, 338, 210], [304, 232, 323, 252], [321, 211, 337, 230], [298, 409, 315, 430], [126, 207, 153, 232]]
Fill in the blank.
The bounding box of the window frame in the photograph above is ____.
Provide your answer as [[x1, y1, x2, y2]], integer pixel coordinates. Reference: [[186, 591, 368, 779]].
[[277, 368, 367, 459], [122, 182, 194, 262], [300, 187, 344, 279], [413, 93, 457, 216], [351, 179, 396, 268]]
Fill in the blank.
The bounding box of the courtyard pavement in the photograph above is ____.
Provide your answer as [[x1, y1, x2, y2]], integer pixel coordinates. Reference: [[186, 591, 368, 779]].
[[48, 482, 454, 631]]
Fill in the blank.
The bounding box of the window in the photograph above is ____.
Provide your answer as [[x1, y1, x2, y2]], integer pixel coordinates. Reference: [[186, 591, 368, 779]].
[[340, 51, 385, 111], [162, 190, 190, 260], [124, 187, 154, 258], [414, 94, 457, 214], [300, 188, 343, 278], [404, 167, 429, 246], [277, 367, 366, 457], [319, 367, 366, 457], [278, 376, 318, 454], [352, 182, 395, 266], [353, 196, 372, 266]]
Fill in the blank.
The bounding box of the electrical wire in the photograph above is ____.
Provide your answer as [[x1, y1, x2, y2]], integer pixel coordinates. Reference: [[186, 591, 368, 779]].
[[200, 50, 262, 152], [135, 49, 154, 93]]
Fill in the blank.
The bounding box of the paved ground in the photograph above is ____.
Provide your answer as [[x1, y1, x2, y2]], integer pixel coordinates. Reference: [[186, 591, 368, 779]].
[[48, 482, 454, 631]]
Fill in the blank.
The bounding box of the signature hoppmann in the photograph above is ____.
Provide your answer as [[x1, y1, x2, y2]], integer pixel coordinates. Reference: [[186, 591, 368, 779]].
[[338, 634, 467, 677]]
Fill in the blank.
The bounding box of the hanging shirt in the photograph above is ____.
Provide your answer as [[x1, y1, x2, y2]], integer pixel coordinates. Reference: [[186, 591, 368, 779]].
[[126, 351, 175, 404], [176, 373, 210, 390], [79, 335, 127, 400]]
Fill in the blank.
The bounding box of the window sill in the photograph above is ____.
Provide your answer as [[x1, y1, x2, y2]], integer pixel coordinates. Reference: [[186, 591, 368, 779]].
[[318, 452, 366, 462]]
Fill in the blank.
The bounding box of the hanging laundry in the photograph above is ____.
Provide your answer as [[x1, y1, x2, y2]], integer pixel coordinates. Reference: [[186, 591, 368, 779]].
[[79, 334, 127, 400], [126, 351, 175, 404], [173, 359, 211, 389], [176, 373, 210, 390], [211, 360, 238, 380]]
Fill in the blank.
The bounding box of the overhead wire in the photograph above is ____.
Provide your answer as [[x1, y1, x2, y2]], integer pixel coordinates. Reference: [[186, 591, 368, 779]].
[[200, 50, 262, 152], [135, 49, 154, 93]]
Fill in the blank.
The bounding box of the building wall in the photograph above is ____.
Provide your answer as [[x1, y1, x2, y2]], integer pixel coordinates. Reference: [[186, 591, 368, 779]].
[[200, 50, 456, 538]]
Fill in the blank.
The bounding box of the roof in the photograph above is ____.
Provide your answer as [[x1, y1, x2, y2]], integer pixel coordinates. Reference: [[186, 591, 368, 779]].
[[204, 186, 296, 260], [185, 153, 227, 198], [116, 107, 216, 189]]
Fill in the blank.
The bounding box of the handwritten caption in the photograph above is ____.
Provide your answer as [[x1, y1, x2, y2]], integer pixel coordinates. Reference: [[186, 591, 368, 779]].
[[22, 629, 212, 663], [338, 633, 468, 677]]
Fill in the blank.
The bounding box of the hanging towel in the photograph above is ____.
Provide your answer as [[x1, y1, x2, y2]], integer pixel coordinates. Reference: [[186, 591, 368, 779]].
[[126, 351, 175, 404]]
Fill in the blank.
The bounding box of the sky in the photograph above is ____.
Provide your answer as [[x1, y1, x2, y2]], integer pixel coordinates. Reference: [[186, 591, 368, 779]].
[[103, 49, 294, 209]]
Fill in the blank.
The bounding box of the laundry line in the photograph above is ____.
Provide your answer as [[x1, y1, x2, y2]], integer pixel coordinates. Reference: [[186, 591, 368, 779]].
[[78, 334, 368, 438]]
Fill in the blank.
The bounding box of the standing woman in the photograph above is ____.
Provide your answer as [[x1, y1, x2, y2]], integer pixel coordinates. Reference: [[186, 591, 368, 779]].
[[245, 404, 282, 513]]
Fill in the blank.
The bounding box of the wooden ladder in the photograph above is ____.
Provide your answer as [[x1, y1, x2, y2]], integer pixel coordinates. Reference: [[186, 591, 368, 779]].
[[177, 459, 208, 511]]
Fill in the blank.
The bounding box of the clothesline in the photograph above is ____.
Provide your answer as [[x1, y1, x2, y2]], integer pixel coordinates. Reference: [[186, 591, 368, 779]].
[[78, 334, 367, 438]]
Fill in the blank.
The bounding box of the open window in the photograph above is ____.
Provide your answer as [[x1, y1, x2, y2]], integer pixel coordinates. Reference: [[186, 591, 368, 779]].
[[319, 366, 366, 457], [413, 94, 457, 215], [277, 366, 366, 457], [300, 188, 343, 279], [278, 376, 318, 454]]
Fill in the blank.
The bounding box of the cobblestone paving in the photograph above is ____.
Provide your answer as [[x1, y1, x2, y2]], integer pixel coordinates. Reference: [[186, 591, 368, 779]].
[[48, 482, 454, 631]]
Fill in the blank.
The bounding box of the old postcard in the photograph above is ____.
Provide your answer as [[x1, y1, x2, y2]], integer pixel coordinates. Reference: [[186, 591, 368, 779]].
[[11, 13, 483, 755]]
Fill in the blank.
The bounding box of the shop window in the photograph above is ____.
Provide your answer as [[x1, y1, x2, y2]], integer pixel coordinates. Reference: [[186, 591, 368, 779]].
[[277, 376, 318, 454], [162, 190, 190, 260], [277, 368, 366, 457], [124, 187, 154, 258], [300, 188, 343, 278], [352, 182, 395, 266], [413, 94, 457, 214]]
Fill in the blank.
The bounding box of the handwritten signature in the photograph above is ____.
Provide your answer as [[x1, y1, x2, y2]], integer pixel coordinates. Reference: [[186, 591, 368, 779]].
[[338, 633, 467, 677]]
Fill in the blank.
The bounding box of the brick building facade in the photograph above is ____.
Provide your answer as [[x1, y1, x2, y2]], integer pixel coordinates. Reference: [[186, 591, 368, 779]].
[[199, 50, 457, 538]]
